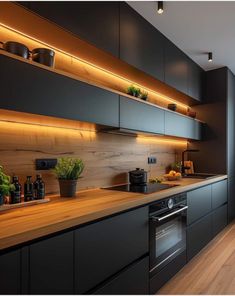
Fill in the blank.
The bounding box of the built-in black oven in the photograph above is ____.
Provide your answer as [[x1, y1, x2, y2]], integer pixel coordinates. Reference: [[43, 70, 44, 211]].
[[149, 193, 188, 278]]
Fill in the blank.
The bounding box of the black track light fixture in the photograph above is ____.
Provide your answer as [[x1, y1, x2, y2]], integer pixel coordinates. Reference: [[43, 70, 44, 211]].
[[157, 1, 164, 14], [208, 52, 213, 62]]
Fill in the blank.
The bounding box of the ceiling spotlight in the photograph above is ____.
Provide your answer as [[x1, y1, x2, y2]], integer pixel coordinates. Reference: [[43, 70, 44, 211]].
[[157, 1, 164, 14], [208, 52, 213, 62]]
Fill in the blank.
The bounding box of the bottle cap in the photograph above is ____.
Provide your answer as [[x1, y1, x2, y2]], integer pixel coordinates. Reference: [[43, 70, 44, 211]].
[[36, 174, 42, 179]]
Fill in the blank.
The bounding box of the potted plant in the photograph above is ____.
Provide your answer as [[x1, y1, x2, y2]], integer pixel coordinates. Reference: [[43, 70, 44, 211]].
[[140, 90, 148, 101], [53, 157, 84, 197], [0, 165, 14, 205], [127, 85, 141, 98]]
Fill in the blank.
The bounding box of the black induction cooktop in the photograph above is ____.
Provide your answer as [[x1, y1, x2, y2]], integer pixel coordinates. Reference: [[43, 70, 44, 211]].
[[103, 183, 178, 194]]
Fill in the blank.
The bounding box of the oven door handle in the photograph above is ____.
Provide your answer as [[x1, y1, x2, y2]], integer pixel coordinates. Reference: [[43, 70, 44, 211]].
[[151, 205, 188, 222]]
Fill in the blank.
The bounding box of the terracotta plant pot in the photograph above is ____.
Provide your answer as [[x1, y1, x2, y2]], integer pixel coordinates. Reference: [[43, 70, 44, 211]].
[[58, 179, 78, 197]]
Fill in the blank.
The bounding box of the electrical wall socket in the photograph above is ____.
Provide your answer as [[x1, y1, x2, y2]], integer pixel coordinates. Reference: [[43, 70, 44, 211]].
[[148, 157, 157, 164], [36, 159, 57, 170]]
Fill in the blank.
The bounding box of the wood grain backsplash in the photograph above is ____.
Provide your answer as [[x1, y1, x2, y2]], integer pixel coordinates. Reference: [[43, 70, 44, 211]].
[[0, 121, 187, 194]]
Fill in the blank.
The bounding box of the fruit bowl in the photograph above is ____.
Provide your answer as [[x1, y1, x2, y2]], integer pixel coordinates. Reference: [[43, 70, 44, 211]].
[[164, 174, 182, 181], [164, 170, 182, 181]]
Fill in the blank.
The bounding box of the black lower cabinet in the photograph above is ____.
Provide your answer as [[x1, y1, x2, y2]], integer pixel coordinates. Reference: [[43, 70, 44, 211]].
[[228, 177, 235, 222], [212, 204, 228, 237], [187, 213, 212, 261], [92, 257, 149, 295], [150, 251, 186, 294], [75, 207, 148, 294], [0, 249, 21, 295], [28, 231, 74, 295]]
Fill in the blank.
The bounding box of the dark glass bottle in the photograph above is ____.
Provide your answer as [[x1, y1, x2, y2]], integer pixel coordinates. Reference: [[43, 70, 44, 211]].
[[24, 176, 34, 202], [34, 174, 45, 200], [10, 176, 22, 204]]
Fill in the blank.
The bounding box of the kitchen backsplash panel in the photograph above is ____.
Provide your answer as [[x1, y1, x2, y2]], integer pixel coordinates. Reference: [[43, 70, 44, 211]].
[[0, 121, 186, 194]]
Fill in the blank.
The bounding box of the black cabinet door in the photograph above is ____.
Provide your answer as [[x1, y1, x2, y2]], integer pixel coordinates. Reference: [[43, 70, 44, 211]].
[[188, 58, 203, 101], [228, 177, 235, 222], [164, 111, 201, 140], [120, 96, 165, 134], [0, 249, 21, 295], [187, 185, 212, 225], [75, 207, 148, 294], [93, 257, 149, 295], [212, 204, 227, 237], [120, 3, 164, 81], [187, 213, 212, 261], [212, 179, 228, 210], [165, 39, 188, 94], [24, 2, 119, 57], [29, 232, 74, 294], [0, 54, 119, 127]]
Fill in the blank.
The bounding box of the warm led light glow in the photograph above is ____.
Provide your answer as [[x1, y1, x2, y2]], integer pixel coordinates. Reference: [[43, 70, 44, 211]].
[[0, 120, 97, 140], [0, 23, 189, 111], [136, 135, 187, 146]]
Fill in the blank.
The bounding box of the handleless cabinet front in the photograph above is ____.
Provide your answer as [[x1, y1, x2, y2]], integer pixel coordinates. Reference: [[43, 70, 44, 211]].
[[187, 185, 212, 225], [120, 96, 165, 134], [0, 249, 21, 295], [212, 179, 228, 209], [28, 232, 74, 295], [92, 257, 149, 295], [75, 206, 148, 294], [0, 54, 119, 127], [164, 111, 201, 140]]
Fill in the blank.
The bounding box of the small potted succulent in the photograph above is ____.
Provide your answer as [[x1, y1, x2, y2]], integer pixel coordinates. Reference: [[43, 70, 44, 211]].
[[0, 165, 15, 205], [53, 157, 84, 197]]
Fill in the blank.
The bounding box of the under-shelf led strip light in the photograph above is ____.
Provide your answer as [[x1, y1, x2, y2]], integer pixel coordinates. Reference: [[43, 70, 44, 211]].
[[0, 22, 189, 110]]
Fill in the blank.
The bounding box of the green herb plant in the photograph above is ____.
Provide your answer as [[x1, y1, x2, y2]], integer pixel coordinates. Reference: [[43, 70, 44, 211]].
[[140, 90, 148, 101], [53, 157, 84, 180], [0, 165, 14, 196], [127, 85, 148, 100], [170, 162, 181, 172], [127, 85, 141, 98]]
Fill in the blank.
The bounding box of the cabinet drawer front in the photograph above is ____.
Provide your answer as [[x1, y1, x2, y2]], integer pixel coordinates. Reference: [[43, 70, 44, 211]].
[[212, 204, 228, 237], [0, 54, 119, 127], [75, 207, 148, 294], [93, 257, 149, 295], [187, 185, 212, 225], [120, 96, 165, 134], [29, 232, 74, 295], [187, 213, 212, 261], [212, 180, 228, 209], [164, 111, 199, 139], [0, 250, 21, 295]]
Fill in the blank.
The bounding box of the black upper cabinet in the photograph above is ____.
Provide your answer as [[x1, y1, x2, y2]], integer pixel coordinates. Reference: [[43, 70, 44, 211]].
[[120, 96, 165, 134], [165, 39, 188, 94], [21, 1, 119, 57], [120, 3, 164, 81], [29, 232, 74, 295], [187, 58, 203, 101], [0, 249, 21, 295], [0, 54, 119, 127]]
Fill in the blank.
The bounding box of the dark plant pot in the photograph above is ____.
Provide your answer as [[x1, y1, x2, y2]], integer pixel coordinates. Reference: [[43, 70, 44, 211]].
[[168, 103, 177, 111], [0, 193, 4, 206], [58, 179, 78, 197], [1, 41, 30, 59]]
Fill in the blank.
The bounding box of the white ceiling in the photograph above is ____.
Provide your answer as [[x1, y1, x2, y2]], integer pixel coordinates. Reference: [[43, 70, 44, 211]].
[[127, 1, 235, 74]]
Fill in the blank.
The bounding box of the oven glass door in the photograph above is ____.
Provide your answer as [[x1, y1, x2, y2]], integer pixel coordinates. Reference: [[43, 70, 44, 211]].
[[150, 208, 186, 276]]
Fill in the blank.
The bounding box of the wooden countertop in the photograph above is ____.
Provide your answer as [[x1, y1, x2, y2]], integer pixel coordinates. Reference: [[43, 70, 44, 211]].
[[0, 175, 227, 251]]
